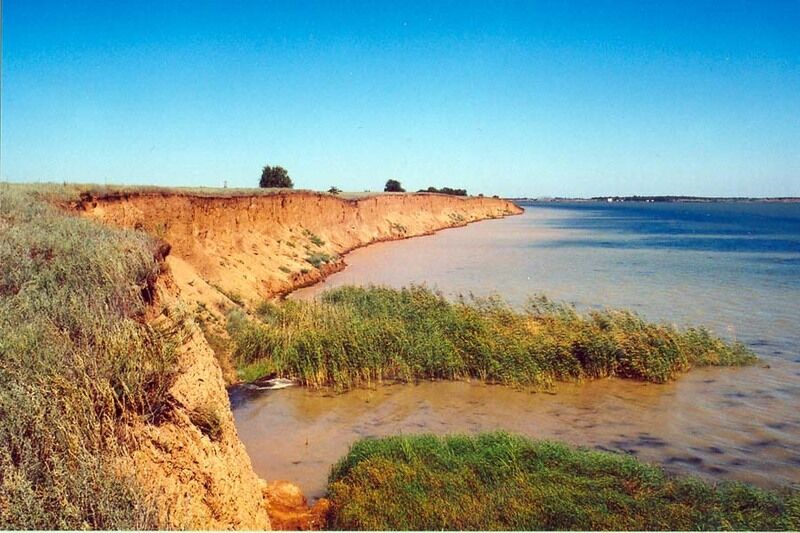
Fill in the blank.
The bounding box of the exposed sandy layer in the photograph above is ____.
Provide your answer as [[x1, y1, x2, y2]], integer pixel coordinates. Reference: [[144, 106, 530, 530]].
[[76, 191, 522, 311], [73, 191, 521, 529], [121, 277, 272, 529]]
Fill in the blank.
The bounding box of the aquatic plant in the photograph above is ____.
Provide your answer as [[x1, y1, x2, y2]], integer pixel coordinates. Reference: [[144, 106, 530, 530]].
[[0, 187, 176, 528], [327, 432, 800, 530], [230, 285, 756, 388]]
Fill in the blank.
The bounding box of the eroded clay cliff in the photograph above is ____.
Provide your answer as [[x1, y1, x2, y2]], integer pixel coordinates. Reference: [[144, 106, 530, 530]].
[[78, 191, 522, 308], [74, 191, 521, 529]]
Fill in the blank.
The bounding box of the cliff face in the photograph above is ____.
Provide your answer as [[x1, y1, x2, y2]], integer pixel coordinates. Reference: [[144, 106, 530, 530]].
[[74, 191, 521, 529], [124, 301, 273, 529], [79, 192, 522, 307]]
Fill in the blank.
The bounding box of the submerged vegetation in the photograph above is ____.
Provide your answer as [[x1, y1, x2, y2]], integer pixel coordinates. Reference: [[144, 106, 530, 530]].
[[327, 432, 800, 530], [0, 187, 176, 528], [229, 285, 755, 388]]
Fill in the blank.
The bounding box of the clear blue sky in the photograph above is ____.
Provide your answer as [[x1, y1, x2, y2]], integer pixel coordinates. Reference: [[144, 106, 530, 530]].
[[2, 1, 799, 197]]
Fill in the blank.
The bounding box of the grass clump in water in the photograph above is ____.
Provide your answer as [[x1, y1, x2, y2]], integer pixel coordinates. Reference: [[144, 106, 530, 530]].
[[327, 432, 799, 530], [230, 285, 755, 388], [0, 187, 177, 528]]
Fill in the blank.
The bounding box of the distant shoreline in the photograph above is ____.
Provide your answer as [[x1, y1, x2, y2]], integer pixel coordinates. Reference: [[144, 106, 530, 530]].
[[510, 195, 800, 203]]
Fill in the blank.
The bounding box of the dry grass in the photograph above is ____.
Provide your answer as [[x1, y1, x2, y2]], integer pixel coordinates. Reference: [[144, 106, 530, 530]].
[[2, 181, 414, 203], [0, 186, 177, 528]]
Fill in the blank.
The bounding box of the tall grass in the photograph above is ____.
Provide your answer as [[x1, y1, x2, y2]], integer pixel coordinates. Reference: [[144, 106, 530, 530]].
[[0, 187, 176, 528], [229, 285, 755, 388], [327, 432, 800, 530]]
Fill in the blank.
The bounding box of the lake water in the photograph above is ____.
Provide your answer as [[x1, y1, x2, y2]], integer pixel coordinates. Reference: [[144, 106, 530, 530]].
[[233, 201, 800, 498]]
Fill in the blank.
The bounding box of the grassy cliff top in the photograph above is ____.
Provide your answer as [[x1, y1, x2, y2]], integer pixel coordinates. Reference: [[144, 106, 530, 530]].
[[0, 187, 175, 528], [2, 181, 487, 203]]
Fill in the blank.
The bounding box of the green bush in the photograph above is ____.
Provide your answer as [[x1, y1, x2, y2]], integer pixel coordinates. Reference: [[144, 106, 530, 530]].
[[229, 285, 755, 388], [327, 432, 800, 530], [419, 186, 468, 196], [302, 229, 325, 247], [305, 251, 335, 268], [259, 165, 293, 188], [0, 187, 176, 528], [384, 179, 405, 193]]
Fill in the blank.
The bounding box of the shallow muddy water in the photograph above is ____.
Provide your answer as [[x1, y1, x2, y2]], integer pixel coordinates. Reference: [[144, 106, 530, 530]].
[[232, 362, 799, 499], [234, 201, 800, 498]]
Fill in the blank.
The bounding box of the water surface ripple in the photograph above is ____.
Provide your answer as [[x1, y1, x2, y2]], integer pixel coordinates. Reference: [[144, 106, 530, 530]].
[[234, 201, 800, 498]]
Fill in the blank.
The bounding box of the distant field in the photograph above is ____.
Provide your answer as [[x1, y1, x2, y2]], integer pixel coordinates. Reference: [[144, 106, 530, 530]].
[[2, 181, 445, 203]]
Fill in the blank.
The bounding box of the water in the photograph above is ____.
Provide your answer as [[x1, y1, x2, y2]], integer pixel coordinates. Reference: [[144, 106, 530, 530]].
[[233, 201, 800, 498]]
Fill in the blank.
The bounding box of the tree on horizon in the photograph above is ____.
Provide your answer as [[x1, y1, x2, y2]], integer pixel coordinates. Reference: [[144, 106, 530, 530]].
[[384, 179, 405, 192], [260, 165, 294, 188]]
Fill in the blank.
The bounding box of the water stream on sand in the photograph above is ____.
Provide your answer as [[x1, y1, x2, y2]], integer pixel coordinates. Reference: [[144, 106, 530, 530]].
[[232, 201, 800, 499]]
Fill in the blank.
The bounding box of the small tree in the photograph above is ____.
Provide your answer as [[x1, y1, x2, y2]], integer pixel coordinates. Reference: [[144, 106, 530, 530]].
[[384, 179, 405, 193], [328, 186, 342, 195], [260, 165, 293, 188]]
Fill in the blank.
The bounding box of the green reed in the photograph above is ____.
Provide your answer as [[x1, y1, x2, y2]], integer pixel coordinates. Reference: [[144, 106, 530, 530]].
[[327, 432, 799, 530], [230, 284, 755, 388]]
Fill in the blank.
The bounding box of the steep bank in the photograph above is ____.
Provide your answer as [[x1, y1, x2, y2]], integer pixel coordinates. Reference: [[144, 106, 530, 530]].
[[68, 190, 519, 528], [0, 186, 269, 529], [124, 281, 273, 528], [75, 191, 522, 310]]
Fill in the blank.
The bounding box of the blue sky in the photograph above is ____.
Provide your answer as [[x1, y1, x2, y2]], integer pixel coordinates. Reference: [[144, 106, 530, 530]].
[[2, 1, 799, 197]]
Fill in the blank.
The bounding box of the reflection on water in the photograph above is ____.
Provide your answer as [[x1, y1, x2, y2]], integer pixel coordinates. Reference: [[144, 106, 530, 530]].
[[235, 201, 800, 498]]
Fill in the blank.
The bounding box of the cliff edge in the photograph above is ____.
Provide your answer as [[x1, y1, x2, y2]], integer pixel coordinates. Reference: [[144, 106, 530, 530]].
[[73, 191, 521, 529], [77, 191, 522, 306]]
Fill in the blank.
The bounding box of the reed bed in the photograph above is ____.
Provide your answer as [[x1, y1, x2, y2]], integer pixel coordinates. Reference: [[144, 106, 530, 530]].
[[0, 188, 176, 528], [230, 285, 756, 388], [327, 432, 799, 530]]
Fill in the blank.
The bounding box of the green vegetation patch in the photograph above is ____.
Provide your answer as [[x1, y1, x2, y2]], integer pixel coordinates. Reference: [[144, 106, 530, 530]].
[[302, 228, 326, 247], [327, 432, 800, 530], [0, 187, 176, 528], [229, 285, 755, 388], [305, 251, 336, 268]]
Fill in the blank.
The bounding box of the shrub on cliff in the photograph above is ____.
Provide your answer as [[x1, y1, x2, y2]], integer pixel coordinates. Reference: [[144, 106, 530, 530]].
[[419, 186, 468, 196], [0, 188, 176, 528], [229, 285, 755, 388], [327, 432, 799, 530], [260, 165, 294, 188], [384, 179, 405, 192]]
